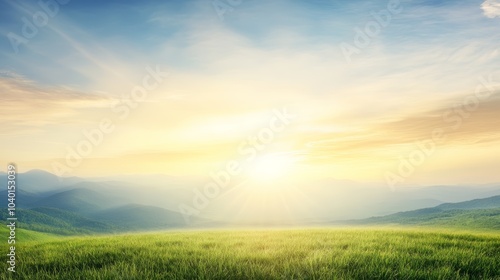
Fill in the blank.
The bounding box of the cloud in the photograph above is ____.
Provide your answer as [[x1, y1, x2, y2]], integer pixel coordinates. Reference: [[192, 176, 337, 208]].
[[481, 0, 500, 18], [303, 91, 500, 162], [0, 73, 109, 131]]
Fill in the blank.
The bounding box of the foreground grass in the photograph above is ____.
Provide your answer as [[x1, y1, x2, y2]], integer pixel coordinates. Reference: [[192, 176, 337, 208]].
[[2, 228, 499, 279]]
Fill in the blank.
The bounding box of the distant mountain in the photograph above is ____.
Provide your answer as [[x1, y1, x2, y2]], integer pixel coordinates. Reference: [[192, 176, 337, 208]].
[[0, 172, 192, 234], [0, 189, 45, 208], [0, 169, 83, 193], [31, 207, 116, 232], [347, 195, 500, 230], [4, 169, 500, 226], [0, 203, 189, 235], [402, 185, 500, 203], [91, 204, 186, 230], [29, 188, 111, 214], [437, 195, 500, 210], [0, 207, 114, 235]]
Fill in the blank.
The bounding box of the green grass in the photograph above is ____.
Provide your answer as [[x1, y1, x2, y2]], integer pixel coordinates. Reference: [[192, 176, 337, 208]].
[[0, 226, 56, 243], [1, 228, 499, 279]]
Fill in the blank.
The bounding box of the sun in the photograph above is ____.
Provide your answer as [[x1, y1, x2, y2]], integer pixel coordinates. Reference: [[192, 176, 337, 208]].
[[245, 153, 296, 185]]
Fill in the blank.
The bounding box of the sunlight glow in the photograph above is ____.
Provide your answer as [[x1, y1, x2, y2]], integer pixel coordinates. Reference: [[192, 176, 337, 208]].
[[246, 153, 296, 185]]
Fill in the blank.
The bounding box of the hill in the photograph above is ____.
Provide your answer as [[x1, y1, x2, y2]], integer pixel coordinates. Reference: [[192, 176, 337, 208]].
[[4, 169, 500, 223], [349, 195, 500, 230], [0, 203, 188, 235], [437, 195, 500, 210], [0, 189, 44, 208], [0, 184, 190, 235], [0, 207, 114, 235], [29, 188, 111, 214], [0, 223, 56, 242], [0, 169, 82, 193], [90, 204, 186, 231]]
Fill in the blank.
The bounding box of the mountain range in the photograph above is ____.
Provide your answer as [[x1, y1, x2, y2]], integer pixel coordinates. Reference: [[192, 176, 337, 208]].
[[1, 170, 499, 234], [346, 195, 500, 230]]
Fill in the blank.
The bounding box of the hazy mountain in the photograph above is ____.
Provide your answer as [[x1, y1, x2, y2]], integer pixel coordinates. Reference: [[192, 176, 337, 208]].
[[437, 195, 500, 210], [348, 195, 500, 230], [3, 168, 500, 233], [292, 181, 500, 221], [29, 188, 112, 214], [90, 204, 186, 230], [0, 189, 45, 208], [0, 207, 114, 235], [31, 207, 116, 233], [0, 169, 83, 193], [58, 180, 191, 212], [3, 169, 500, 225]]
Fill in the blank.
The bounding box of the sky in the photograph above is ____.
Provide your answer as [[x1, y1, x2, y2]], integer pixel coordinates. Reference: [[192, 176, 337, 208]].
[[0, 0, 499, 188]]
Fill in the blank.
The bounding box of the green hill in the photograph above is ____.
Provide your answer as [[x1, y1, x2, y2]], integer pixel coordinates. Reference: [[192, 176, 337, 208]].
[[437, 195, 500, 210], [350, 195, 500, 230], [29, 188, 111, 214], [0, 203, 188, 235], [0, 224, 56, 242], [30, 207, 116, 232], [1, 200, 187, 235], [356, 208, 500, 230], [0, 189, 42, 208], [0, 207, 115, 235], [90, 204, 186, 231]]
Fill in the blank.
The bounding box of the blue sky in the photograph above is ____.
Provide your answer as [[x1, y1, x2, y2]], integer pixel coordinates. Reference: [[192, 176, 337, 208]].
[[0, 0, 500, 185], [0, 0, 498, 87]]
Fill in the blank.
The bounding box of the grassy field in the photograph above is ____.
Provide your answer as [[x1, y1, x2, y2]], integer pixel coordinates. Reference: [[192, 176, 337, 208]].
[[1, 227, 499, 279]]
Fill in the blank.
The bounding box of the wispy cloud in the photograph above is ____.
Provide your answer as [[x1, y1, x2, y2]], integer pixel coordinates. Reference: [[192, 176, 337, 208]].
[[482, 0, 500, 18], [0, 74, 109, 130], [0, 0, 499, 183], [303, 92, 500, 161]]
